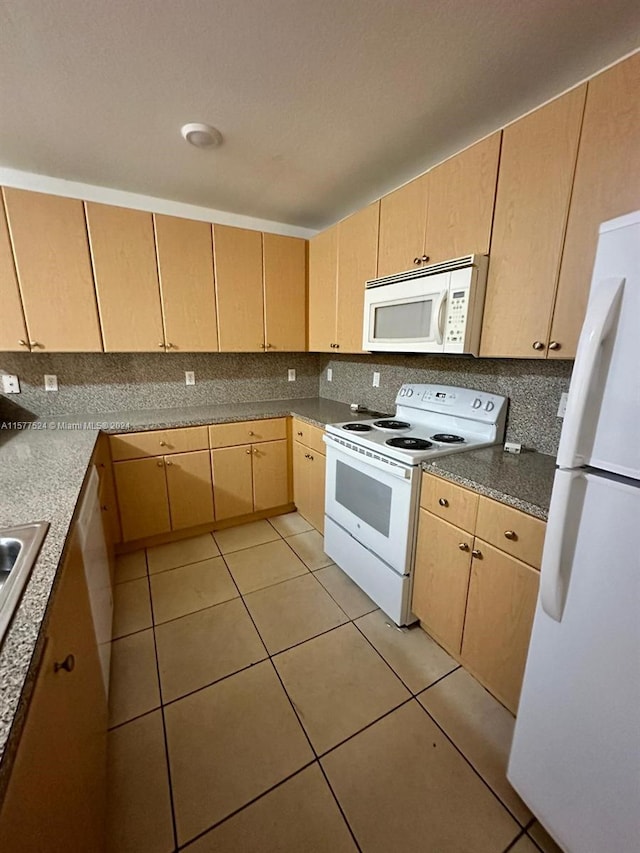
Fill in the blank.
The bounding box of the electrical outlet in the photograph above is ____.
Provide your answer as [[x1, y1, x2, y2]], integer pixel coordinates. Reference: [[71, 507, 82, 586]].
[[372, 371, 380, 388], [185, 371, 195, 386], [44, 374, 58, 392], [557, 392, 568, 418], [288, 369, 296, 382], [1, 374, 20, 394], [327, 368, 333, 382]]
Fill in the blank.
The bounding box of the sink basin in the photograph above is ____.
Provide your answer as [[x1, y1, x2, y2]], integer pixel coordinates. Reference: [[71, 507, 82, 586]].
[[0, 522, 49, 645]]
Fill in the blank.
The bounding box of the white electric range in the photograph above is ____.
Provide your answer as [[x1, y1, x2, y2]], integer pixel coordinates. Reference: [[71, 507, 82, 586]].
[[323, 384, 508, 625]]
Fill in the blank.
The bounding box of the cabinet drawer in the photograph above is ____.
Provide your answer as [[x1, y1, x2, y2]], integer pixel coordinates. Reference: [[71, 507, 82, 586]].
[[110, 426, 208, 461], [208, 418, 287, 448], [292, 418, 326, 456], [420, 473, 478, 533], [475, 496, 546, 569]]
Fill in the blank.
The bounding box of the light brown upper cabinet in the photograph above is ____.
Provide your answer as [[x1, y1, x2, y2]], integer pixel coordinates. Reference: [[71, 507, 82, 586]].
[[263, 233, 307, 351], [308, 224, 338, 352], [425, 132, 501, 264], [213, 225, 264, 352], [336, 202, 380, 353], [154, 214, 219, 352], [377, 174, 429, 278], [480, 86, 587, 358], [86, 203, 164, 351], [3, 189, 103, 351], [551, 52, 640, 358], [0, 192, 28, 351]]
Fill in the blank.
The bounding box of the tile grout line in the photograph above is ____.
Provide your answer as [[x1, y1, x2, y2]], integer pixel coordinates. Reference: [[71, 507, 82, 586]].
[[143, 547, 180, 853]]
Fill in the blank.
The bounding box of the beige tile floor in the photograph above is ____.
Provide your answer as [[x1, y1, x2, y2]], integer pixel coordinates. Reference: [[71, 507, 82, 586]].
[[107, 512, 558, 853]]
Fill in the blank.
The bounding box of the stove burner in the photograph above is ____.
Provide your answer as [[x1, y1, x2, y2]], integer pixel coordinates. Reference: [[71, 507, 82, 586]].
[[386, 437, 433, 450], [373, 419, 411, 430], [342, 423, 373, 432], [431, 433, 465, 444]]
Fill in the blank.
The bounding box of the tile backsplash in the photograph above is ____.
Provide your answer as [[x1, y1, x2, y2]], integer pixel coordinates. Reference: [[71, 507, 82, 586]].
[[0, 352, 323, 417], [318, 355, 573, 456], [1, 350, 572, 456]]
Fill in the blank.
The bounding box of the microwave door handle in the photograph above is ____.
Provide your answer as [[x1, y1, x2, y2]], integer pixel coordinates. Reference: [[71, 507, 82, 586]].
[[436, 291, 448, 344]]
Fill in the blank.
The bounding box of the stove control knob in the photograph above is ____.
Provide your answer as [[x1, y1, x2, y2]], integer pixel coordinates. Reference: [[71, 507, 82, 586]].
[[399, 388, 405, 397], [406, 388, 413, 397], [484, 401, 495, 412], [472, 398, 482, 409]]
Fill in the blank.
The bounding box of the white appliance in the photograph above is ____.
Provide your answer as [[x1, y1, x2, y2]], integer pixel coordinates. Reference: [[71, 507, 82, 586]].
[[362, 254, 488, 355], [76, 466, 113, 697], [323, 384, 507, 624], [508, 211, 640, 853]]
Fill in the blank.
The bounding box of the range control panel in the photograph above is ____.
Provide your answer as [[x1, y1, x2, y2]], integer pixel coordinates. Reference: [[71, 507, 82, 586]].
[[395, 384, 507, 423]]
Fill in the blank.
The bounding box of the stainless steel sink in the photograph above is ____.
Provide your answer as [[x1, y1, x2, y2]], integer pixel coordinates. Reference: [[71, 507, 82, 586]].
[[0, 522, 49, 645]]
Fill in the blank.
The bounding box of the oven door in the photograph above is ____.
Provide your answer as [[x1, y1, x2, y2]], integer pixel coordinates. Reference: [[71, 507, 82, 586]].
[[323, 437, 419, 574], [362, 271, 449, 353]]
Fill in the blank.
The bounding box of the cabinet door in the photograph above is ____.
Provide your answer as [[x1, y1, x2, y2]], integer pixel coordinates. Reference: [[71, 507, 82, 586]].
[[425, 132, 501, 264], [412, 510, 473, 655], [263, 234, 307, 351], [154, 214, 218, 352], [479, 86, 586, 358], [377, 174, 429, 278], [308, 225, 338, 351], [0, 534, 106, 852], [113, 457, 171, 542], [211, 445, 254, 520], [552, 53, 640, 358], [3, 189, 102, 352], [0, 192, 28, 351], [252, 439, 289, 511], [292, 441, 311, 522], [336, 202, 379, 353], [213, 225, 264, 352], [165, 450, 215, 530], [85, 203, 164, 352], [461, 541, 539, 713], [306, 450, 326, 534]]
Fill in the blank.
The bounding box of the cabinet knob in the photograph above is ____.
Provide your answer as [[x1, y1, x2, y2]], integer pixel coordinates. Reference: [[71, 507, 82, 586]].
[[166, 342, 174, 350], [308, 454, 314, 461], [159, 342, 165, 348], [548, 341, 561, 351], [471, 548, 483, 559], [458, 542, 469, 552], [54, 654, 75, 674], [265, 343, 272, 349], [248, 431, 254, 436], [438, 498, 449, 507], [296, 431, 303, 436], [246, 448, 252, 454], [504, 530, 517, 540], [165, 459, 173, 466], [29, 341, 40, 348], [335, 343, 340, 349], [413, 257, 422, 265], [159, 440, 167, 446], [253, 448, 259, 454], [157, 460, 164, 467], [532, 341, 545, 351], [421, 255, 429, 263], [18, 339, 28, 347], [100, 504, 108, 512]]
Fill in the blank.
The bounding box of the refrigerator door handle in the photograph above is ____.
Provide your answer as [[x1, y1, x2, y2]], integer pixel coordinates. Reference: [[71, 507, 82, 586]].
[[540, 470, 587, 622], [557, 276, 624, 469]]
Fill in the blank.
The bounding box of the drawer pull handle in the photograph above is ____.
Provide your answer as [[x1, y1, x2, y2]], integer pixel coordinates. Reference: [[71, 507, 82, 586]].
[[458, 542, 469, 552], [438, 498, 449, 507], [504, 530, 517, 540], [54, 654, 75, 674], [472, 549, 483, 559]]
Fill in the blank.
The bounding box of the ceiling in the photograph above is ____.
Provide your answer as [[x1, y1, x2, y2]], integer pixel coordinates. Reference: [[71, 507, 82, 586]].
[[1, 1, 639, 230]]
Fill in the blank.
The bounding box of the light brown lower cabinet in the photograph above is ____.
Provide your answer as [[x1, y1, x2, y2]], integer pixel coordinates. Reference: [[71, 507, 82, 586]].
[[113, 450, 214, 541], [0, 532, 107, 852], [412, 473, 544, 714], [292, 440, 326, 533], [211, 439, 289, 521]]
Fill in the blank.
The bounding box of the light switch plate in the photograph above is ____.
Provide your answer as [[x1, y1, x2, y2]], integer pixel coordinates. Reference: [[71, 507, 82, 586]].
[[557, 392, 568, 418], [327, 368, 333, 382], [372, 372, 380, 388], [185, 371, 195, 386], [288, 369, 296, 382], [44, 374, 58, 392], [1, 374, 20, 394]]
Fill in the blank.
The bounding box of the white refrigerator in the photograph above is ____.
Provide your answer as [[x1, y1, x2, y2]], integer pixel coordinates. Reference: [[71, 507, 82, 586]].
[[508, 211, 640, 853]]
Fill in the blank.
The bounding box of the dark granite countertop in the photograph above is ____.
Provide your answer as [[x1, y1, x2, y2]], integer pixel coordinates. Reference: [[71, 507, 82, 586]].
[[0, 396, 363, 785], [423, 446, 557, 520]]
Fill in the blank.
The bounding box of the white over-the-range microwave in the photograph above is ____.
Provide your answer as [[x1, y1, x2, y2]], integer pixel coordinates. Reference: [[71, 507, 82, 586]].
[[362, 254, 488, 355]]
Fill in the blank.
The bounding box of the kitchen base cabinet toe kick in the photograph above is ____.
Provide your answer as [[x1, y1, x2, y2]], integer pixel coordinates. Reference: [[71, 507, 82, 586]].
[[412, 472, 546, 714]]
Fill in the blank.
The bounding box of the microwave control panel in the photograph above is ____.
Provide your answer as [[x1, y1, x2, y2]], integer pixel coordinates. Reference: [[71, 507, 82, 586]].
[[444, 288, 469, 351]]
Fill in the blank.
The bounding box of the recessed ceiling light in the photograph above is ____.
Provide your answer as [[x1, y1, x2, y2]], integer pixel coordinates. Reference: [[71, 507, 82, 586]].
[[180, 122, 223, 149]]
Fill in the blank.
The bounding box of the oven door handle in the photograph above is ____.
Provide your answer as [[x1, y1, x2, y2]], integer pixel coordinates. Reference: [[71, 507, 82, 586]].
[[436, 290, 448, 345], [323, 435, 413, 480]]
